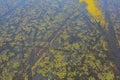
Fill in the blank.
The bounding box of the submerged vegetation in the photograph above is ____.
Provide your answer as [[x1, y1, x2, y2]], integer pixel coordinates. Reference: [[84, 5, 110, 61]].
[[0, 0, 120, 80]]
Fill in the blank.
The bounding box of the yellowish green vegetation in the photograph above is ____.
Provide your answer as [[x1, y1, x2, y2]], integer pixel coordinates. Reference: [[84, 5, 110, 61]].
[[0, 0, 120, 80]]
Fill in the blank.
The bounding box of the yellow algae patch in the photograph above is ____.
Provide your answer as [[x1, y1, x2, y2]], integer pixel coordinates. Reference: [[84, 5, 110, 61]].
[[79, 0, 105, 26]]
